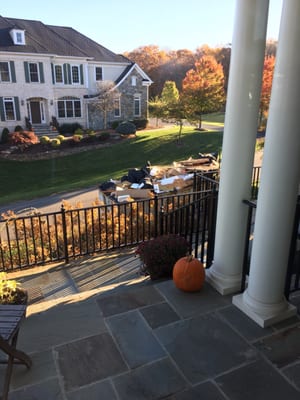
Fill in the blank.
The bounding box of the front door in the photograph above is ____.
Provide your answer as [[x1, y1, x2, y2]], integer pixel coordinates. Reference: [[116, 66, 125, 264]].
[[30, 101, 41, 123]]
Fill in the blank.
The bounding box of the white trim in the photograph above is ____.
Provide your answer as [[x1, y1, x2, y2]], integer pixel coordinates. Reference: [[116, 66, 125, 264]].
[[115, 63, 153, 89]]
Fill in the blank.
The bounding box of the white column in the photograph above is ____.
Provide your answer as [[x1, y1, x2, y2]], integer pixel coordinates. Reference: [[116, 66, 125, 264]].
[[206, 0, 269, 294], [233, 0, 300, 327]]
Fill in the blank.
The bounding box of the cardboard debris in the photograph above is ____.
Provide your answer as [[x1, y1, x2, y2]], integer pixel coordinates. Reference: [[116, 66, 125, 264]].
[[99, 155, 219, 202]]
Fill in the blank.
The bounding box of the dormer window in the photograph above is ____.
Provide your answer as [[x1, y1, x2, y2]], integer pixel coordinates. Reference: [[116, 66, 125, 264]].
[[10, 29, 26, 45]]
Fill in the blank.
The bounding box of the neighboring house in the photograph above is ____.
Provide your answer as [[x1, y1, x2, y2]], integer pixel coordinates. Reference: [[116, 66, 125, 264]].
[[0, 16, 152, 135]]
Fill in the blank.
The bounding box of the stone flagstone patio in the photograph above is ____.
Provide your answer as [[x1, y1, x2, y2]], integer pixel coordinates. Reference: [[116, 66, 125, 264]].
[[1, 250, 300, 399]]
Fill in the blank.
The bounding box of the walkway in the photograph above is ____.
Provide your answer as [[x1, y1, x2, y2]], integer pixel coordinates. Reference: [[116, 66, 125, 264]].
[[1, 250, 299, 399]]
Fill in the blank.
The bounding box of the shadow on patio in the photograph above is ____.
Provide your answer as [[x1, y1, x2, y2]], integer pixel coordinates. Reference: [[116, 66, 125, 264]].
[[1, 249, 300, 400]]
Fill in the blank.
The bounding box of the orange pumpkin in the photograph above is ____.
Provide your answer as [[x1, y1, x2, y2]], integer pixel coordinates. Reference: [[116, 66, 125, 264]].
[[173, 255, 205, 292]]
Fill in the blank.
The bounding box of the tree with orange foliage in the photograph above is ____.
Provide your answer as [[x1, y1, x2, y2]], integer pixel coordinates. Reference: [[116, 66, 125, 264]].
[[182, 56, 225, 129], [259, 55, 276, 130]]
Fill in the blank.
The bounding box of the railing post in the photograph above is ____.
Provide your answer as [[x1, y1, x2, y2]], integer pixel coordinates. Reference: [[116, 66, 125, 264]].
[[241, 200, 256, 292], [154, 194, 158, 238], [159, 205, 165, 236], [206, 189, 218, 268], [61, 204, 69, 264], [284, 195, 300, 299]]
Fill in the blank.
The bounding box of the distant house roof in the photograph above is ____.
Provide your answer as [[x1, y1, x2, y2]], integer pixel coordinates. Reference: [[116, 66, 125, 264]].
[[0, 16, 128, 63]]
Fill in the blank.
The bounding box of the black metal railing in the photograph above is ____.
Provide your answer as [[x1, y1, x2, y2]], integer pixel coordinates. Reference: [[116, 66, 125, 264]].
[[242, 195, 300, 299], [0, 174, 217, 271], [1, 166, 264, 273]]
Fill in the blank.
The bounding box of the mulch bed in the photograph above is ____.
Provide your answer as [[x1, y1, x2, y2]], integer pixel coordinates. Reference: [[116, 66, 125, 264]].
[[0, 134, 125, 161]]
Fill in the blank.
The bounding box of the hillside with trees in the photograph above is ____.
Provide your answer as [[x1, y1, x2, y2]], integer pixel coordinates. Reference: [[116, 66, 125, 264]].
[[124, 40, 277, 130]]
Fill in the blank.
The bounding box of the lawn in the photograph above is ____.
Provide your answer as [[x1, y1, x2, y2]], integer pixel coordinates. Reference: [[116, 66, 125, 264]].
[[0, 126, 223, 206]]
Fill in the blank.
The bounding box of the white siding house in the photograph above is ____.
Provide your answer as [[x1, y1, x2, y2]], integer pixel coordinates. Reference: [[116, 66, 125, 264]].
[[0, 16, 152, 135]]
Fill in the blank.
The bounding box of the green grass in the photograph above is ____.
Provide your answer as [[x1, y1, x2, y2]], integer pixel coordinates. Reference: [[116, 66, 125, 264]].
[[0, 126, 223, 206], [202, 112, 225, 125]]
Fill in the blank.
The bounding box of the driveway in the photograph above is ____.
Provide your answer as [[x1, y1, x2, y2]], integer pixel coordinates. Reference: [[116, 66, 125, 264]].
[[0, 186, 100, 216]]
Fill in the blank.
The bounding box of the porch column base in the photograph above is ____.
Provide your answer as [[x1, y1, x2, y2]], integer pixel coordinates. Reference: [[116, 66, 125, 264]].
[[232, 291, 297, 328], [205, 267, 242, 295]]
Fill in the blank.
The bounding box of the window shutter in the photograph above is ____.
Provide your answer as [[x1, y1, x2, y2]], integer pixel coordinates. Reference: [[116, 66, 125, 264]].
[[80, 64, 84, 85], [39, 62, 45, 83], [14, 97, 21, 121], [0, 97, 5, 121], [51, 63, 55, 84], [67, 64, 71, 84], [24, 61, 29, 82], [10, 61, 16, 82], [63, 64, 68, 84]]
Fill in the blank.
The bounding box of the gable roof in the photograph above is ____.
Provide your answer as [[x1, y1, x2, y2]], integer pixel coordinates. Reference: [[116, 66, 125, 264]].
[[0, 16, 128, 63], [115, 63, 153, 88]]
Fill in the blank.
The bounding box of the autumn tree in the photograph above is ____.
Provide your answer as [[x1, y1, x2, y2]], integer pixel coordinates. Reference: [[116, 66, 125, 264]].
[[149, 81, 186, 140], [182, 56, 225, 129], [259, 55, 276, 130], [124, 45, 170, 97]]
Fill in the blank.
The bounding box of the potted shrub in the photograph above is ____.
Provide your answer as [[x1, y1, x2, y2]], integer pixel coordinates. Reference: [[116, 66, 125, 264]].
[[135, 234, 190, 280], [0, 272, 27, 305]]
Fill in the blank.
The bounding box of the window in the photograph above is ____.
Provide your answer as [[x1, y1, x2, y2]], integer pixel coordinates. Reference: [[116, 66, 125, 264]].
[[71, 65, 80, 84], [114, 98, 121, 117], [57, 98, 81, 118], [134, 96, 141, 117], [16, 32, 23, 44], [24, 62, 44, 83], [131, 76, 137, 86], [3, 97, 16, 120], [55, 65, 63, 83], [0, 62, 10, 82], [10, 29, 26, 45], [95, 67, 103, 81], [29, 63, 39, 82]]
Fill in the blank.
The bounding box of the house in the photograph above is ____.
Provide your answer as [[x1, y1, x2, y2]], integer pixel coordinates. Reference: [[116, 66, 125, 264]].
[[0, 16, 152, 135]]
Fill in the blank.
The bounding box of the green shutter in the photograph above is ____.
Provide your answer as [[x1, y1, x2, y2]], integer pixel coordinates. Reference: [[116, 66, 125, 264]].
[[39, 62, 45, 83], [24, 61, 29, 82], [63, 64, 68, 84], [51, 63, 55, 84], [67, 64, 71, 84], [10, 61, 16, 82], [14, 97, 21, 121], [0, 97, 5, 121], [80, 64, 84, 85]]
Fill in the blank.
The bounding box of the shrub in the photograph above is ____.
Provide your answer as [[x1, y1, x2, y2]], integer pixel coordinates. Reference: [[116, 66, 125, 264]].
[[59, 123, 82, 135], [51, 138, 61, 147], [86, 129, 95, 136], [1, 128, 10, 144], [116, 121, 137, 135], [14, 125, 23, 132], [133, 119, 148, 130], [56, 134, 65, 142], [0, 270, 27, 304], [40, 136, 51, 144], [9, 131, 39, 145], [73, 134, 83, 142], [98, 132, 110, 141], [74, 128, 84, 135], [135, 234, 190, 280], [111, 120, 121, 130]]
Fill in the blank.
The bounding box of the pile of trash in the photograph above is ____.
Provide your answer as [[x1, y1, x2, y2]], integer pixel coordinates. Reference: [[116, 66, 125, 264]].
[[99, 154, 219, 203]]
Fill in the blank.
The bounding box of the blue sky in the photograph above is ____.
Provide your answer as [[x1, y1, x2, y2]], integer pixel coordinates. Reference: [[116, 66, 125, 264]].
[[1, 0, 283, 54]]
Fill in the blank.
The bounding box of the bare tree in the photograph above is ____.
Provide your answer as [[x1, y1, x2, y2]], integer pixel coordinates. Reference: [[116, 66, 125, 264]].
[[91, 81, 118, 129]]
